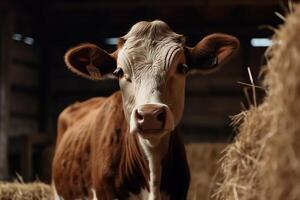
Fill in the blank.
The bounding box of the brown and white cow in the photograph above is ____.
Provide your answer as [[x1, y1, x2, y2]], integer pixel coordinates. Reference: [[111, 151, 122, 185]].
[[52, 20, 239, 200]]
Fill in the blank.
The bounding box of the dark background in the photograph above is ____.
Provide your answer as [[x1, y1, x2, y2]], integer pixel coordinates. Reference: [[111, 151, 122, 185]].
[[0, 0, 291, 182]]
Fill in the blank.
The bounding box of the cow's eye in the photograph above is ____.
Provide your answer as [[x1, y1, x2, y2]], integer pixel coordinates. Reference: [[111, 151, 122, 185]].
[[113, 68, 124, 78], [177, 64, 189, 75]]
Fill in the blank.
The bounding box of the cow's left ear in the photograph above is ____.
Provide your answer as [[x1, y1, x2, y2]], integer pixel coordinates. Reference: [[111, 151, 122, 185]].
[[185, 33, 239, 74], [64, 43, 117, 80]]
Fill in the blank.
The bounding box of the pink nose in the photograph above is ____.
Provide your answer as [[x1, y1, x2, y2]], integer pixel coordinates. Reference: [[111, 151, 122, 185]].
[[135, 104, 166, 131]]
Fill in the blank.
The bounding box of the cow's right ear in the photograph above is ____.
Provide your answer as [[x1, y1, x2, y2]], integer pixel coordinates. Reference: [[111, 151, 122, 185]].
[[64, 43, 117, 80], [185, 34, 239, 75]]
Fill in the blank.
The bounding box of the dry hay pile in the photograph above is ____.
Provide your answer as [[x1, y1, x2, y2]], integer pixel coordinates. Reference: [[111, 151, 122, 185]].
[[214, 3, 300, 200], [186, 143, 226, 200], [0, 181, 52, 200], [0, 143, 226, 200]]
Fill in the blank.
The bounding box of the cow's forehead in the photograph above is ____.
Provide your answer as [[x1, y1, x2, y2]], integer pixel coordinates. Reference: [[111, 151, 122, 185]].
[[121, 37, 182, 60], [118, 38, 182, 76]]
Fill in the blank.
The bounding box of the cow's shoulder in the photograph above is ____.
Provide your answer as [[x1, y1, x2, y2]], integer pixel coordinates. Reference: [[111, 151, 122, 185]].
[[53, 91, 125, 199], [56, 91, 123, 142]]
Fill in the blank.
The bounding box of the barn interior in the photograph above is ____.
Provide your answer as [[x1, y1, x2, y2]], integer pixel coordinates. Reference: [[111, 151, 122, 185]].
[[0, 0, 289, 189]]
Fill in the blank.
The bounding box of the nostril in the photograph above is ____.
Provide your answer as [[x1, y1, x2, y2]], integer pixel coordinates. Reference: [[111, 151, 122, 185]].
[[135, 110, 144, 121], [156, 109, 166, 123]]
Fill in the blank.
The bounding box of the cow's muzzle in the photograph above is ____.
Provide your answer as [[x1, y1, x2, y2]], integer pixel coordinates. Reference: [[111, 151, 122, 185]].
[[130, 103, 174, 135]]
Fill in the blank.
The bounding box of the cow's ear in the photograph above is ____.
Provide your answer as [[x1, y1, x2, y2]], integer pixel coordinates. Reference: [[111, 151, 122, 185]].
[[64, 43, 117, 80], [185, 33, 239, 75]]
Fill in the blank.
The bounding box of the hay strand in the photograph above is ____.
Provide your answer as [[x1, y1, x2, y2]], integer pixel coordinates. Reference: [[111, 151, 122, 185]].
[[237, 82, 264, 90], [247, 67, 257, 107], [275, 11, 286, 21]]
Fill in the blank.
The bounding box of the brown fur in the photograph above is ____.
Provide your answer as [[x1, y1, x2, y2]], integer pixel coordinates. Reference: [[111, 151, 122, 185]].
[[52, 92, 190, 200]]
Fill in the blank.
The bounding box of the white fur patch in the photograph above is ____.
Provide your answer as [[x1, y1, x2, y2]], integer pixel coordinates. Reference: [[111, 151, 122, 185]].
[[52, 181, 62, 200], [129, 189, 170, 200], [52, 181, 97, 200], [91, 188, 98, 200], [137, 134, 170, 200]]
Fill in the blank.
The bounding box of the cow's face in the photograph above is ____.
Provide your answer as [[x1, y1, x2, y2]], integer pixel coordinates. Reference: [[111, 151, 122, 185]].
[[116, 23, 187, 137], [64, 20, 239, 141]]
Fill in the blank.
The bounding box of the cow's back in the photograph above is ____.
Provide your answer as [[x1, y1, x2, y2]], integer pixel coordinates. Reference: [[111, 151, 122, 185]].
[[52, 91, 124, 199]]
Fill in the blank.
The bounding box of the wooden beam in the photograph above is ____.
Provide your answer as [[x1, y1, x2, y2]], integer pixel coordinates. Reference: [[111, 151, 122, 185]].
[[0, 8, 14, 180], [48, 0, 279, 11]]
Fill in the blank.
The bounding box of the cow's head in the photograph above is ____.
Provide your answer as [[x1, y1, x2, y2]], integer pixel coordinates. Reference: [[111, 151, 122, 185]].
[[64, 20, 239, 143]]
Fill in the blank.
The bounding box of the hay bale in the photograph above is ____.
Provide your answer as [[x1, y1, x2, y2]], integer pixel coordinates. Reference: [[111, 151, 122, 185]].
[[186, 143, 226, 200], [214, 3, 300, 200], [0, 181, 52, 200], [213, 106, 271, 200]]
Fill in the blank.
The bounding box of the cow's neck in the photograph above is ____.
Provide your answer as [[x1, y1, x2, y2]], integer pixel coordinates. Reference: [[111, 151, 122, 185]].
[[120, 127, 171, 199], [137, 133, 170, 200]]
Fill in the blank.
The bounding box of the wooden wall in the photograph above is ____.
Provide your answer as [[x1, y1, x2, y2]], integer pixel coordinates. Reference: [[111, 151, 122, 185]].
[[0, 0, 280, 180], [10, 37, 40, 137], [8, 13, 45, 180], [0, 4, 47, 180]]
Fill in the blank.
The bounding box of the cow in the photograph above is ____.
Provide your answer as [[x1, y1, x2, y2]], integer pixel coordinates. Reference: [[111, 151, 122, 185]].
[[52, 20, 239, 200]]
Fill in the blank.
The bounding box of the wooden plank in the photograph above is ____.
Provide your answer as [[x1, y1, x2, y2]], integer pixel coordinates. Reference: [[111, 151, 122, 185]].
[[10, 91, 39, 115], [184, 95, 243, 117], [181, 126, 233, 142], [10, 62, 39, 88], [11, 41, 39, 66], [186, 76, 245, 95], [9, 117, 38, 137], [51, 76, 118, 93], [0, 9, 14, 179], [49, 0, 279, 11], [20, 135, 32, 181], [180, 95, 242, 135], [11, 84, 39, 95], [181, 115, 232, 128]]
